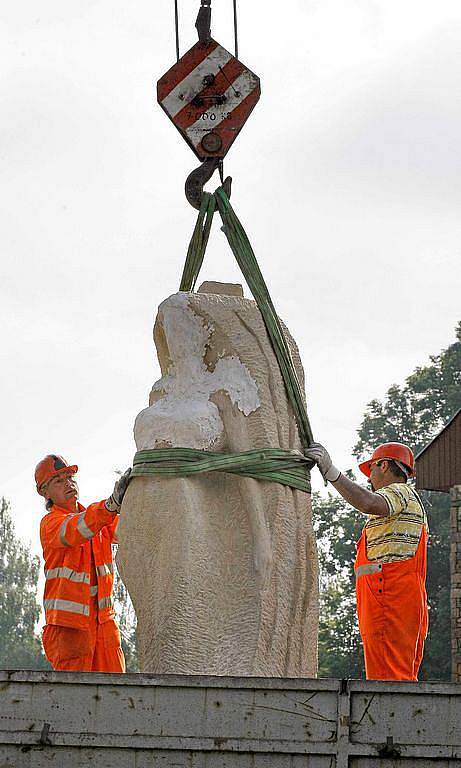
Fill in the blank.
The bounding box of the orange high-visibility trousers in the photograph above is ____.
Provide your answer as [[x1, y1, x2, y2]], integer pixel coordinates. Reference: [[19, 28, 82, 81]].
[[355, 527, 428, 681], [42, 597, 125, 673]]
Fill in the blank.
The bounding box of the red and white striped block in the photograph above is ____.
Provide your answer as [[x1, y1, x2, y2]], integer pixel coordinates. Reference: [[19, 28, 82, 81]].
[[157, 39, 260, 161]]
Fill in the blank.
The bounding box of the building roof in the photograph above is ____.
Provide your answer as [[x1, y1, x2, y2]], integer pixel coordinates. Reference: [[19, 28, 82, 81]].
[[415, 407, 461, 492]]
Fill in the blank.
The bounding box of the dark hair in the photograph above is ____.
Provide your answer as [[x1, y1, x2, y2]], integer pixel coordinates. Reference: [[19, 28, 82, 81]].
[[45, 499, 53, 511], [387, 459, 408, 483]]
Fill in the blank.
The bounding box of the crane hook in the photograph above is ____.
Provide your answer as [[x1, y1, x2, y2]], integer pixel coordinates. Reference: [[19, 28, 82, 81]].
[[185, 157, 232, 210]]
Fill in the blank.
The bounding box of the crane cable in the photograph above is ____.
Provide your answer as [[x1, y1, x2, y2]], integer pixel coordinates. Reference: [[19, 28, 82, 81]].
[[174, 0, 239, 60]]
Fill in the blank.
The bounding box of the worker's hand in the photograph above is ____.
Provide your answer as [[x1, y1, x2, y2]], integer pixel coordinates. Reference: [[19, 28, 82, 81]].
[[304, 443, 341, 483], [105, 468, 132, 513]]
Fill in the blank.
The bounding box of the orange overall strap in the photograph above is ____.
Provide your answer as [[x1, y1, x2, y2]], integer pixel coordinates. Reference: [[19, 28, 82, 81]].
[[355, 526, 428, 681]]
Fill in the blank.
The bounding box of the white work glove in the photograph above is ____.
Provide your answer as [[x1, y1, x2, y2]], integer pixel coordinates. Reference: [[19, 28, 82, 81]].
[[105, 468, 132, 513], [303, 443, 341, 484]]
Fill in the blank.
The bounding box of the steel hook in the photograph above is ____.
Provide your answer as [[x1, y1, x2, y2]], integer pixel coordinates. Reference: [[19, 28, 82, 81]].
[[185, 157, 232, 210]]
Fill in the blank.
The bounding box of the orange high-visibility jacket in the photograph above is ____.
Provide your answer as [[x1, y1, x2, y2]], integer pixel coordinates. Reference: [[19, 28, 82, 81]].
[[40, 501, 119, 629]]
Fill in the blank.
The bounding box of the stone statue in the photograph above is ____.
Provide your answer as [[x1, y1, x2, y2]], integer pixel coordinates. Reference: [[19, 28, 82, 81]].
[[116, 282, 319, 676]]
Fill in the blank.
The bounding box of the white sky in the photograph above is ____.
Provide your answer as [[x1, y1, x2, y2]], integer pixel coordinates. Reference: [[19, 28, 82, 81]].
[[1, 0, 460, 561]]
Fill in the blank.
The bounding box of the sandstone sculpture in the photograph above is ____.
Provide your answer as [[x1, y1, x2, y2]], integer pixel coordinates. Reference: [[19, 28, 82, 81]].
[[116, 282, 319, 676]]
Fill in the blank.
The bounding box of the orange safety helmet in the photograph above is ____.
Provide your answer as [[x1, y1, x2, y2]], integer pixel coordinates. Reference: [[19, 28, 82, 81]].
[[358, 442, 415, 478], [35, 455, 78, 494]]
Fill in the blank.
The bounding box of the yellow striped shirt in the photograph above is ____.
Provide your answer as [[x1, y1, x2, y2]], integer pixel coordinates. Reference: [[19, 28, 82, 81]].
[[365, 483, 428, 564]]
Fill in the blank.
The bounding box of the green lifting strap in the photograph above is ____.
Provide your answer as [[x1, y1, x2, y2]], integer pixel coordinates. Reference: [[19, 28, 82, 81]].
[[180, 187, 314, 451], [133, 187, 314, 493], [132, 448, 311, 493]]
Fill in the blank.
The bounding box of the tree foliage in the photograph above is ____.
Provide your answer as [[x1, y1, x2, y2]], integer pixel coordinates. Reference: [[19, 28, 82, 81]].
[[316, 322, 460, 680], [0, 497, 49, 669], [314, 489, 364, 678], [354, 321, 461, 458]]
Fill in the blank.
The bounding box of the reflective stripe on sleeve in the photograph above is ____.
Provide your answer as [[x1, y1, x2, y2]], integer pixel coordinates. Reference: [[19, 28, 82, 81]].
[[98, 596, 114, 610], [90, 586, 98, 597], [355, 563, 383, 578], [96, 563, 115, 577], [44, 598, 89, 616], [77, 512, 95, 540], [45, 567, 90, 584], [59, 514, 76, 547]]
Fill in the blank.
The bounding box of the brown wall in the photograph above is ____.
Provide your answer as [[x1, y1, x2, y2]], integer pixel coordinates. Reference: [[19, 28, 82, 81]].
[[451, 485, 461, 682]]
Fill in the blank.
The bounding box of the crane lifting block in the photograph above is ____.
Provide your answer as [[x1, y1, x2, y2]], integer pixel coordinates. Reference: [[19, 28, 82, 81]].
[[157, 39, 260, 162]]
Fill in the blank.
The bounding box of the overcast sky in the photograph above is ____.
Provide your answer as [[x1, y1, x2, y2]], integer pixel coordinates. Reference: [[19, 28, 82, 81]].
[[1, 0, 460, 560]]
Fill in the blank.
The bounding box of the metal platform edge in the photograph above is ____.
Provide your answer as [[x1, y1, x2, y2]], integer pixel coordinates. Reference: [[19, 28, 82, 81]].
[[1, 671, 460, 767]]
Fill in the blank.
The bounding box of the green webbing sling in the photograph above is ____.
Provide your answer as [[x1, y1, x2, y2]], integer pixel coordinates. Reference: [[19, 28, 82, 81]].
[[132, 187, 314, 493], [131, 448, 311, 493]]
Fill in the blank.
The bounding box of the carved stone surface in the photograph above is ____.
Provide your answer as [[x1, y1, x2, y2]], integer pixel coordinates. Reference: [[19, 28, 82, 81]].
[[116, 283, 319, 676]]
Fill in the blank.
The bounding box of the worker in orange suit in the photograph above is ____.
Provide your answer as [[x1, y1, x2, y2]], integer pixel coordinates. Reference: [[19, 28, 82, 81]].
[[36, 454, 131, 673], [304, 441, 428, 681]]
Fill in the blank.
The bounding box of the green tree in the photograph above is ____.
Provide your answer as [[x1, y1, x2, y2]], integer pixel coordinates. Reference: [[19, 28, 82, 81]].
[[0, 497, 49, 669], [314, 489, 364, 678], [316, 322, 460, 680], [354, 321, 461, 458]]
